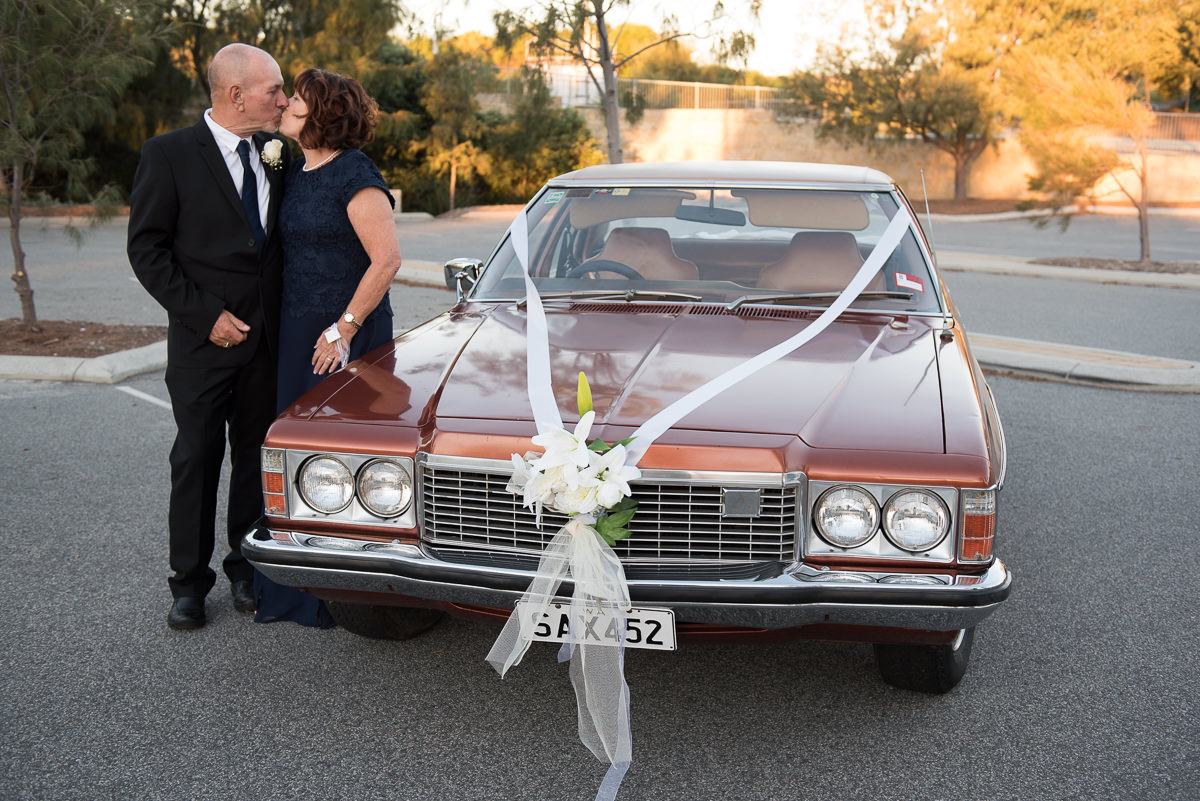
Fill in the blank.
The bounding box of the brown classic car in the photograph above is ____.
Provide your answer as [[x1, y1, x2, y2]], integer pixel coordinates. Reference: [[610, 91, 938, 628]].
[[244, 161, 1011, 694]]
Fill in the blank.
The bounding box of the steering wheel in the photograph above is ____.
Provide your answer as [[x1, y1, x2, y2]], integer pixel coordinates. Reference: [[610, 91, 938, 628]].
[[565, 259, 646, 280]]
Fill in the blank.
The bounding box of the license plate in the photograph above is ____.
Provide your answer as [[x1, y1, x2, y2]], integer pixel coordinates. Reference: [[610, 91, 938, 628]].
[[516, 601, 677, 651]]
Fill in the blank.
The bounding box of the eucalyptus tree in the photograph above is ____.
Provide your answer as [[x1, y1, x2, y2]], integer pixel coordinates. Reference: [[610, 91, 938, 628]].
[[494, 0, 761, 163], [0, 0, 168, 323]]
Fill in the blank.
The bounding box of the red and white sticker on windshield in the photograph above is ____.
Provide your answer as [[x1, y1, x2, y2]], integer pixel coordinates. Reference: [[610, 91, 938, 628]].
[[895, 272, 925, 292]]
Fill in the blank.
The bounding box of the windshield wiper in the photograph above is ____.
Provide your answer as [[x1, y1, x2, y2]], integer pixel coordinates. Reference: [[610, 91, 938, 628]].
[[726, 290, 913, 312], [517, 289, 703, 308]]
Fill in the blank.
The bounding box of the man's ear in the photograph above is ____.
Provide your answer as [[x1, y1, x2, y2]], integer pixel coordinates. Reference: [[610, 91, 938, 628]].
[[228, 83, 245, 111]]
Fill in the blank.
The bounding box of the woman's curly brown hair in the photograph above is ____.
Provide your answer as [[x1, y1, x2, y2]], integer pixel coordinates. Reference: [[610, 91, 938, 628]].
[[293, 68, 379, 151]]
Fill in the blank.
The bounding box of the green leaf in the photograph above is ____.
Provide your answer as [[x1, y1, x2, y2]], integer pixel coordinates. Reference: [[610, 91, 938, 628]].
[[595, 499, 637, 545]]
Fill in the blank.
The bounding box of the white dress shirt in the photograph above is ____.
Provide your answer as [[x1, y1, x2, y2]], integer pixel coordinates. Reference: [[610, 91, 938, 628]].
[[203, 109, 270, 231]]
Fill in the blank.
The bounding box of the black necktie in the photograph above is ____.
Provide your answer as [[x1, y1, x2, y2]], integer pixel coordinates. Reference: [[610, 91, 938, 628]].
[[236, 140, 266, 254]]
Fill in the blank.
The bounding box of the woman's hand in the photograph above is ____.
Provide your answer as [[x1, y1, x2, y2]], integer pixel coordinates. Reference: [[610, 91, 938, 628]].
[[311, 321, 353, 375]]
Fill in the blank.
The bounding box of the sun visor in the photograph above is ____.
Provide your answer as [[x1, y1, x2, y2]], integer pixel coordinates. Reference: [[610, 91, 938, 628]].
[[734, 189, 870, 230], [567, 190, 692, 228]]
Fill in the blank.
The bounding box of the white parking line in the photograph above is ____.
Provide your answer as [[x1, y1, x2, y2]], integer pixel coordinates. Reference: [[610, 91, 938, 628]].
[[114, 385, 172, 411]]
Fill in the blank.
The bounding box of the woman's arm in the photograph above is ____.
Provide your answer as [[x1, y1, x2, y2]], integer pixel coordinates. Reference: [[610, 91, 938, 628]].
[[311, 185, 402, 373]]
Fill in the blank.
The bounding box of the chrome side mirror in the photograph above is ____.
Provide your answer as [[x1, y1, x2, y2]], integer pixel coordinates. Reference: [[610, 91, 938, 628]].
[[443, 258, 482, 302]]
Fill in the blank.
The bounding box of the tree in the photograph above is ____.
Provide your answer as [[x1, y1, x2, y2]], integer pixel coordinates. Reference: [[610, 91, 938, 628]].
[[1004, 1, 1181, 262], [494, 1, 760, 164], [169, 0, 407, 94], [783, 2, 1006, 201], [1158, 0, 1200, 109], [483, 66, 602, 201], [422, 46, 493, 211], [1, 0, 169, 324], [1010, 55, 1163, 262]]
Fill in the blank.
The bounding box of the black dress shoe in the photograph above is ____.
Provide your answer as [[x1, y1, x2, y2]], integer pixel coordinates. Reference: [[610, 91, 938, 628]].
[[167, 596, 205, 630], [231, 580, 255, 614]]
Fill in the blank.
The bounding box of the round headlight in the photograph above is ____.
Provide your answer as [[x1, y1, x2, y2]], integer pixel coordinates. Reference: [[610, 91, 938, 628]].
[[298, 456, 354, 513], [814, 486, 879, 548], [882, 490, 950, 552], [356, 459, 413, 518]]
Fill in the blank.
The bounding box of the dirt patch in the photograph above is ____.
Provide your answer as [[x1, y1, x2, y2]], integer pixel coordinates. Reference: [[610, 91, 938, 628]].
[[1033, 257, 1200, 275], [0, 319, 166, 358], [924, 199, 1023, 215]]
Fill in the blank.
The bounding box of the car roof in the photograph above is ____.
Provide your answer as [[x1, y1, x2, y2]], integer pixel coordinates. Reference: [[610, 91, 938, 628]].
[[550, 161, 898, 190]]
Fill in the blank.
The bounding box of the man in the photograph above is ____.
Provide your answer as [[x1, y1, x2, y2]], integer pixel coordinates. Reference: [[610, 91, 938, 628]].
[[128, 43, 290, 630]]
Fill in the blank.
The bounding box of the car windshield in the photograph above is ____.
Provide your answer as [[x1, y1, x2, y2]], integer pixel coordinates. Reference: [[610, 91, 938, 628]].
[[469, 184, 942, 314]]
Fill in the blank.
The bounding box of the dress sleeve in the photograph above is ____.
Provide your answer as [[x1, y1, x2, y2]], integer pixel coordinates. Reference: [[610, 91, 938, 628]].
[[336, 151, 395, 211]]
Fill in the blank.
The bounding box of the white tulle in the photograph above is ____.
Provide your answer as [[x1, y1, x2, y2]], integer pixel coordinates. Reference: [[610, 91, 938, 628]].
[[320, 322, 349, 370], [485, 517, 632, 794]]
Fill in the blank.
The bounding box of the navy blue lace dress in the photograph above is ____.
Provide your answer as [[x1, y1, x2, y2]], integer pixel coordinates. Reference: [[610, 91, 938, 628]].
[[254, 149, 396, 627]]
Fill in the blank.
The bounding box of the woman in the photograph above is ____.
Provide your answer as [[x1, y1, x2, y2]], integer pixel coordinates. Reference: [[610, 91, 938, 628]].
[[255, 68, 402, 626]]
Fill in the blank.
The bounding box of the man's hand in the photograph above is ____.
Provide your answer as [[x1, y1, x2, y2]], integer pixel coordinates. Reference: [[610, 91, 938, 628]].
[[209, 310, 251, 349]]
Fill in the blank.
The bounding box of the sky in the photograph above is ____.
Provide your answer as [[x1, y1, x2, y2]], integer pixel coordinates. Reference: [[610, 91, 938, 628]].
[[405, 0, 870, 78]]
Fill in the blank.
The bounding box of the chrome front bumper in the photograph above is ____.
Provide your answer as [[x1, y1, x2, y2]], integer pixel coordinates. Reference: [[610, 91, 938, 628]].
[[243, 521, 1012, 631]]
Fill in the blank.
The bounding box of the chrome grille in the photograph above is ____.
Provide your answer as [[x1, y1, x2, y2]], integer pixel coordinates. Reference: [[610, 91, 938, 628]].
[[419, 455, 801, 563]]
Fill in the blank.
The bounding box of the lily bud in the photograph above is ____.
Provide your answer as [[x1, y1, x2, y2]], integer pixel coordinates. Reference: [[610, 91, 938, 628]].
[[577, 371, 593, 416]]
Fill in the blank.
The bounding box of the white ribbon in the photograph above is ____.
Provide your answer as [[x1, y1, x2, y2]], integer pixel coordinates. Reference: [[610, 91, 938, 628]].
[[624, 208, 913, 462], [490, 202, 916, 800]]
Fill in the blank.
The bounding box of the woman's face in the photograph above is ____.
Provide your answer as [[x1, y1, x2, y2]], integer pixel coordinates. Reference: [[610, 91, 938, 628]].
[[279, 88, 309, 141]]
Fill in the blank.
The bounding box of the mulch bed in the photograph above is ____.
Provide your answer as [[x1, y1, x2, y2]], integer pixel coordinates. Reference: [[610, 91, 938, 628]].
[[0, 319, 166, 358], [1033, 257, 1200, 275]]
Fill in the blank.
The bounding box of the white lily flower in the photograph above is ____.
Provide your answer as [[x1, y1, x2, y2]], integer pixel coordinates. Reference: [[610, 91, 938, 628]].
[[506, 452, 534, 495], [530, 412, 594, 472], [524, 464, 565, 509], [589, 443, 641, 508]]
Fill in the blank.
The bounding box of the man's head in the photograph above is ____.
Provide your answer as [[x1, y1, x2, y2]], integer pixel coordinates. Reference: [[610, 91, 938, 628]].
[[208, 43, 287, 137]]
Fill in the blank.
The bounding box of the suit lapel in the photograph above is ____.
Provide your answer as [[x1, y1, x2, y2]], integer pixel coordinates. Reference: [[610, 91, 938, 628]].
[[255, 132, 286, 236], [194, 119, 243, 215]]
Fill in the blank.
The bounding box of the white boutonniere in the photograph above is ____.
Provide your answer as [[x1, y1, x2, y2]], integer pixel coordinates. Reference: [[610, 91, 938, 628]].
[[261, 139, 284, 171]]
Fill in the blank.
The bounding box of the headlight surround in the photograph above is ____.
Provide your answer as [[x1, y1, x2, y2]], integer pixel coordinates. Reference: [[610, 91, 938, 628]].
[[298, 456, 354, 513], [814, 485, 880, 548], [356, 459, 414, 518], [882, 490, 950, 552]]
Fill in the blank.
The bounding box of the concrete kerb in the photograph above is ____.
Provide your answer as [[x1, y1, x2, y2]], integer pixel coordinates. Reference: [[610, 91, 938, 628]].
[[972, 334, 1200, 392], [0, 341, 167, 384]]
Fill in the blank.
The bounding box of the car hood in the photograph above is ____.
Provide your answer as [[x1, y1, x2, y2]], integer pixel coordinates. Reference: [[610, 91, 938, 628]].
[[301, 303, 949, 454]]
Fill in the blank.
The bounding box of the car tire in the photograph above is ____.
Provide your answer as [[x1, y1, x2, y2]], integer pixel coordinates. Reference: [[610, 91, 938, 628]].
[[874, 627, 975, 694], [326, 602, 446, 640]]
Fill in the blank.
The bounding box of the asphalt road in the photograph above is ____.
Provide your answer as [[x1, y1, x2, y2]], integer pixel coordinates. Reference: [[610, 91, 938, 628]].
[[1, 372, 1197, 800], [2, 208, 1198, 799]]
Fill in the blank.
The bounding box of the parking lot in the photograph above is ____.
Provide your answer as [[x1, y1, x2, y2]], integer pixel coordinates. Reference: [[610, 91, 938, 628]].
[[1, 208, 1198, 799]]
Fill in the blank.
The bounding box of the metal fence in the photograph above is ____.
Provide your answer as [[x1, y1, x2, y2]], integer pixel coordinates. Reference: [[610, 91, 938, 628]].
[[619, 78, 783, 110], [494, 68, 784, 111], [495, 68, 1200, 144], [1149, 112, 1200, 143]]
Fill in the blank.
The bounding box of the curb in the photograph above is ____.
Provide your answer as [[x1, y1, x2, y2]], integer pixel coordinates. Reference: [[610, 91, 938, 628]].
[[394, 260, 449, 288], [973, 334, 1200, 391], [0, 341, 166, 384], [2, 255, 1196, 390]]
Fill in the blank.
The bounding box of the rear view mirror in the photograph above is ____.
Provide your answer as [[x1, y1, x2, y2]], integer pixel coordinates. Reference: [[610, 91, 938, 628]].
[[674, 204, 746, 226]]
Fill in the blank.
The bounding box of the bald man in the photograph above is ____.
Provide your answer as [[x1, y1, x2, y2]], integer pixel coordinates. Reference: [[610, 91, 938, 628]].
[[128, 43, 291, 630]]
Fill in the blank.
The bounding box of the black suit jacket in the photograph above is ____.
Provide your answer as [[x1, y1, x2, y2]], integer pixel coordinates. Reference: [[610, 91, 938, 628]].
[[128, 119, 289, 368]]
